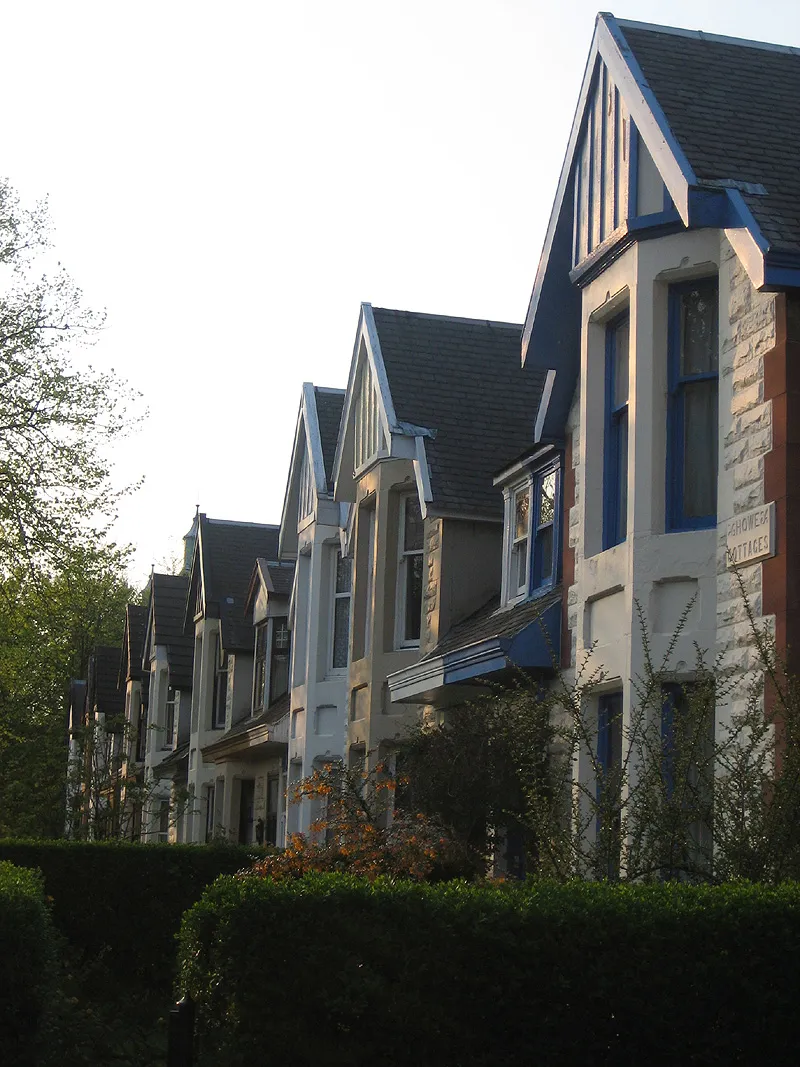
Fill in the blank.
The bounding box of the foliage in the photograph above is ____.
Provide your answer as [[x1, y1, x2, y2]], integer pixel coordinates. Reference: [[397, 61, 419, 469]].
[[179, 873, 800, 1066], [0, 177, 139, 577], [250, 758, 477, 883], [529, 582, 800, 883], [400, 682, 556, 872], [0, 555, 136, 838], [0, 839, 272, 993], [0, 861, 59, 1066]]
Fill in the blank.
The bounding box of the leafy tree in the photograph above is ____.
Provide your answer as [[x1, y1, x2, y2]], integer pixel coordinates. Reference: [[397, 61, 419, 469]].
[[0, 177, 138, 577], [0, 551, 136, 838]]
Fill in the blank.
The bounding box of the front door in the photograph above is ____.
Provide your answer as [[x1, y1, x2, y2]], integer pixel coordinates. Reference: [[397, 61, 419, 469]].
[[238, 779, 255, 844]]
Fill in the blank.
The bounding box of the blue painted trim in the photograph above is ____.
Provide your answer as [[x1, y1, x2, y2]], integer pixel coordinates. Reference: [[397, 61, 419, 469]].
[[603, 313, 629, 549], [530, 459, 562, 595], [666, 279, 719, 532], [597, 690, 623, 827]]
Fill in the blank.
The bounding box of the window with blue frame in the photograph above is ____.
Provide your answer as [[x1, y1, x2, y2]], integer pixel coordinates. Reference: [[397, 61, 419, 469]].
[[504, 457, 561, 604], [597, 691, 623, 877], [531, 465, 559, 593], [667, 280, 719, 531], [603, 313, 629, 549]]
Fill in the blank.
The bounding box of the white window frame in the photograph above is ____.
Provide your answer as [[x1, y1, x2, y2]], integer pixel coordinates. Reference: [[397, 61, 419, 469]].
[[503, 477, 533, 607], [163, 686, 177, 749], [329, 547, 352, 673], [395, 493, 424, 649]]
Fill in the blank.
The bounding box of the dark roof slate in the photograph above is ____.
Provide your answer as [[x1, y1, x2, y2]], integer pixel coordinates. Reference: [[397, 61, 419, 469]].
[[372, 308, 546, 519], [200, 518, 280, 652], [621, 23, 800, 253], [151, 573, 194, 689], [88, 645, 125, 719], [314, 388, 345, 490], [122, 604, 148, 684], [265, 560, 295, 599], [419, 588, 562, 664]]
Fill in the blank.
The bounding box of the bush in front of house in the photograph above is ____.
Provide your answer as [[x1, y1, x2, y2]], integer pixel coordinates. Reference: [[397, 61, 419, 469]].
[[0, 839, 271, 992], [178, 874, 800, 1066], [0, 861, 60, 1066]]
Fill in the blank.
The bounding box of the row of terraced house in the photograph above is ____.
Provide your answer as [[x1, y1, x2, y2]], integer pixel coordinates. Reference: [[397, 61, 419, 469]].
[[67, 14, 800, 859]]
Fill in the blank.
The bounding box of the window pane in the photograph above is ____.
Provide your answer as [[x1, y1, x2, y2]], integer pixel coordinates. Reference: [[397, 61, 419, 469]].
[[516, 538, 528, 591], [616, 413, 628, 540], [613, 318, 629, 407], [515, 487, 530, 540], [332, 596, 350, 669], [403, 496, 424, 552], [680, 284, 718, 376], [537, 525, 553, 584], [538, 472, 556, 526], [335, 553, 352, 594], [405, 554, 423, 641], [683, 379, 718, 518]]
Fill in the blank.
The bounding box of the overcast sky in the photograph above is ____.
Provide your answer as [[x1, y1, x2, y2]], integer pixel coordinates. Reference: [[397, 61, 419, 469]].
[[4, 0, 800, 583]]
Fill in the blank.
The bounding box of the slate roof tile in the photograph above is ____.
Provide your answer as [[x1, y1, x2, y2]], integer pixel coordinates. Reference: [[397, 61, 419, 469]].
[[199, 518, 281, 652], [314, 388, 346, 490], [372, 308, 547, 520], [121, 604, 148, 684], [621, 23, 800, 252], [419, 588, 562, 664], [151, 573, 194, 689]]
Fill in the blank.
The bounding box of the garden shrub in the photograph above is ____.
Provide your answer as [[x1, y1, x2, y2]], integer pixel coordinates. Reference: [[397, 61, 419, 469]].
[[0, 839, 268, 992], [178, 874, 800, 1066], [0, 861, 59, 1066]]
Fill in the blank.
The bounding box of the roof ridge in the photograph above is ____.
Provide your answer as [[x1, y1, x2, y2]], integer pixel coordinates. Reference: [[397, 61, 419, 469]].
[[372, 306, 522, 331], [617, 17, 800, 57], [313, 385, 346, 396], [205, 518, 280, 529]]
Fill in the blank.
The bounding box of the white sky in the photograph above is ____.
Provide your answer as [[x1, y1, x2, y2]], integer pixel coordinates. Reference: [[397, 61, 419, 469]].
[[3, 0, 800, 583]]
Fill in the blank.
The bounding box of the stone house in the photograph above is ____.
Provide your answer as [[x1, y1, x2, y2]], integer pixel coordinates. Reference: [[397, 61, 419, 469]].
[[514, 13, 800, 848], [334, 304, 546, 772], [183, 514, 282, 843], [278, 383, 349, 840]]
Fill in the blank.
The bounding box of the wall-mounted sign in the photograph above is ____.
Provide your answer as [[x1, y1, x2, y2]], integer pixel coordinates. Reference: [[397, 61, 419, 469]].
[[726, 501, 775, 568]]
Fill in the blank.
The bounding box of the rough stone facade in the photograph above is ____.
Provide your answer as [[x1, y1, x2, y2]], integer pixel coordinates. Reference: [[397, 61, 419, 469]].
[[716, 236, 776, 693]]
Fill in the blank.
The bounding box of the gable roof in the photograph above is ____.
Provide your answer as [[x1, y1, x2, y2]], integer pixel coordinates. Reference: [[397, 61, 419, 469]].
[[315, 387, 346, 490], [149, 573, 194, 689], [619, 22, 800, 255], [120, 604, 148, 685], [244, 557, 296, 617], [523, 13, 800, 441], [87, 645, 125, 719], [279, 384, 346, 558], [188, 515, 281, 652], [335, 304, 547, 520]]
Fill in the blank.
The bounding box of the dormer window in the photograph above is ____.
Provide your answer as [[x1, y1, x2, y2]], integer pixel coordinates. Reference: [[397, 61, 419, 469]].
[[503, 456, 561, 606]]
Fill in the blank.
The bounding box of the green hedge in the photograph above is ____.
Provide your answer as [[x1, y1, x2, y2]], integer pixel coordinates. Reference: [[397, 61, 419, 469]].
[[0, 840, 268, 992], [0, 861, 60, 1066], [178, 874, 800, 1066]]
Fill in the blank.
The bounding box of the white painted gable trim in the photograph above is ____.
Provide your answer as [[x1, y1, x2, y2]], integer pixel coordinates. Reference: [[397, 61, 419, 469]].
[[332, 302, 402, 497], [302, 382, 329, 497]]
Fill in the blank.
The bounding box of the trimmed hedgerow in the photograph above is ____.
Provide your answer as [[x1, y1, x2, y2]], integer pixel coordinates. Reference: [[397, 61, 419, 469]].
[[0, 861, 60, 1066], [0, 839, 269, 991], [178, 874, 800, 1066]]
